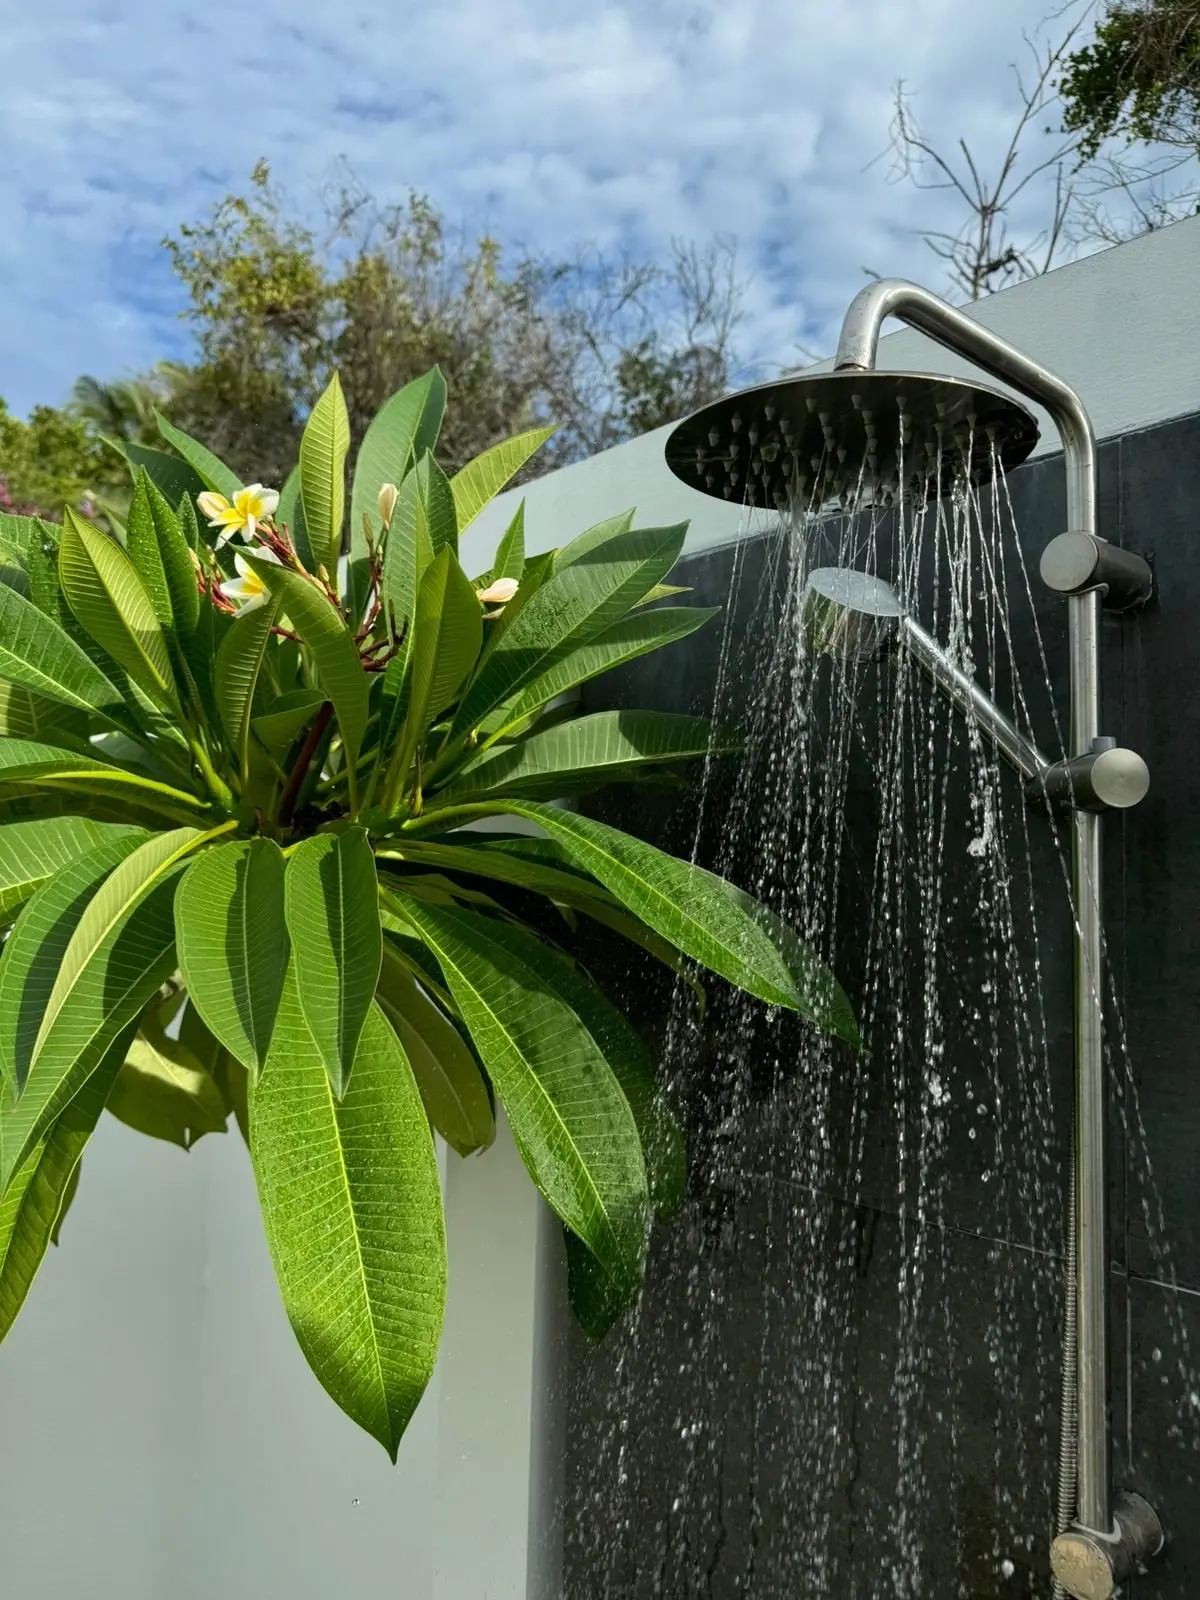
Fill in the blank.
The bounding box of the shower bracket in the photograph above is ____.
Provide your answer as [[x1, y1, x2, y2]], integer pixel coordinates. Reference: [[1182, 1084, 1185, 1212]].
[[1040, 533, 1154, 612], [1027, 737, 1151, 815]]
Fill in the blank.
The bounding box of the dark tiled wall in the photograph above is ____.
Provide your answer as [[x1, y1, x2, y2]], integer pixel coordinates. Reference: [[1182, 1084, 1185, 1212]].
[[553, 413, 1200, 1598]]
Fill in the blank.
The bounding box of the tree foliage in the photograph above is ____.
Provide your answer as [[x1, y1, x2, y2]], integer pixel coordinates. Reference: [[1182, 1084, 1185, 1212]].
[[0, 370, 857, 1455], [1060, 0, 1200, 159]]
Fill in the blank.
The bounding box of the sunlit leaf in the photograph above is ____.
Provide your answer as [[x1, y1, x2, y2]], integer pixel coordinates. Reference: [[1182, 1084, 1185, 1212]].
[[155, 412, 242, 501], [176, 838, 289, 1076], [249, 973, 446, 1458], [299, 372, 351, 576], [214, 596, 282, 782], [284, 829, 381, 1099], [0, 817, 146, 931], [450, 427, 556, 533]]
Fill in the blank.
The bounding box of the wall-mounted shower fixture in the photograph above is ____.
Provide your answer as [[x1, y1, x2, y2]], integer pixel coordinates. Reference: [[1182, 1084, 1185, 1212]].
[[800, 566, 1151, 815], [665, 280, 1160, 1600]]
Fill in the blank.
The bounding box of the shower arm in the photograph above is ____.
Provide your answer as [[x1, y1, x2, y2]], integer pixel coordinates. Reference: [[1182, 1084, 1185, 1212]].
[[833, 281, 1152, 1586]]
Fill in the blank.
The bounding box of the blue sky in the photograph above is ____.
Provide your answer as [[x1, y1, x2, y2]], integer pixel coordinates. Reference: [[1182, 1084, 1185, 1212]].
[[3, 0, 1093, 417]]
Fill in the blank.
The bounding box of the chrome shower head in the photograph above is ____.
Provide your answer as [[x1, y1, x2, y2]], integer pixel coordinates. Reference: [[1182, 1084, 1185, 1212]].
[[801, 566, 905, 662], [665, 370, 1039, 512]]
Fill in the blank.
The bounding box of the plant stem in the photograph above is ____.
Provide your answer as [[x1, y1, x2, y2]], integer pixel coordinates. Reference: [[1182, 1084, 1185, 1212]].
[[278, 702, 333, 827]]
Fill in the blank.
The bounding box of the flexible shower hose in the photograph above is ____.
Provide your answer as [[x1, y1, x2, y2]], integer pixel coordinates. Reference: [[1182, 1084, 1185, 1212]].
[[1051, 1152, 1079, 1599]]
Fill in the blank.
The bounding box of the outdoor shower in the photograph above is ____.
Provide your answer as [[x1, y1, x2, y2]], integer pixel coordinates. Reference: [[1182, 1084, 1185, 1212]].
[[664, 280, 1164, 1600]]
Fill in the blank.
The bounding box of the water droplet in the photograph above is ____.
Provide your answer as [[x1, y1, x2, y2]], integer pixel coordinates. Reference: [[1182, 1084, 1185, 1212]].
[[1000, 1557, 1015, 1578]]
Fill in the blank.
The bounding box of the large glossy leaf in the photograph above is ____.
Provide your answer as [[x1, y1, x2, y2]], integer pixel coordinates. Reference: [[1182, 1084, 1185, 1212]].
[[488, 605, 718, 737], [284, 829, 381, 1099], [180, 1000, 248, 1145], [348, 369, 447, 621], [450, 427, 556, 533], [379, 468, 436, 643], [485, 500, 525, 586], [106, 1033, 228, 1148], [0, 581, 136, 733], [125, 472, 173, 630], [395, 894, 648, 1290], [242, 558, 369, 808], [0, 831, 147, 1107], [413, 453, 458, 557], [252, 688, 326, 755], [214, 597, 282, 780], [552, 509, 636, 570], [147, 476, 200, 641], [59, 508, 177, 710], [390, 548, 482, 795], [0, 828, 201, 1194], [0, 818, 145, 930], [451, 522, 687, 737], [277, 466, 314, 573], [155, 413, 242, 501], [0, 1039, 128, 1343], [433, 710, 727, 806], [378, 839, 610, 911], [104, 436, 209, 511], [299, 373, 351, 576], [176, 838, 289, 1076], [497, 801, 852, 1031], [0, 737, 210, 824], [0, 681, 87, 747], [376, 939, 494, 1157], [249, 975, 446, 1459]]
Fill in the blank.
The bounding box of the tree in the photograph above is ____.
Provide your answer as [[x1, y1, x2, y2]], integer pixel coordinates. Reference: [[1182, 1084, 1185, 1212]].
[[0, 368, 857, 1457], [873, 4, 1200, 302], [1059, 0, 1200, 158], [0, 400, 108, 522]]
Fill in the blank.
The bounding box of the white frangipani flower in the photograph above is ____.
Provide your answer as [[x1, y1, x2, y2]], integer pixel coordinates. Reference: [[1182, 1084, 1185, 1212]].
[[476, 575, 519, 621], [218, 549, 281, 611], [196, 484, 280, 548], [377, 482, 399, 526]]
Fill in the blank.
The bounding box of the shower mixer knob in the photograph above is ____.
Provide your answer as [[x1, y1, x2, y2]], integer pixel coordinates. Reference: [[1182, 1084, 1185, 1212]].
[[1040, 532, 1153, 611]]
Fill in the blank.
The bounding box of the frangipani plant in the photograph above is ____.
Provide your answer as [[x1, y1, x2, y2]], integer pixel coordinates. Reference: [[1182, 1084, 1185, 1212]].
[[0, 368, 857, 1457]]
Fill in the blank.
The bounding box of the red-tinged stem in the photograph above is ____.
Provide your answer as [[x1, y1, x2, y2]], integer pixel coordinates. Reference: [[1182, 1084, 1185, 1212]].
[[278, 701, 333, 827]]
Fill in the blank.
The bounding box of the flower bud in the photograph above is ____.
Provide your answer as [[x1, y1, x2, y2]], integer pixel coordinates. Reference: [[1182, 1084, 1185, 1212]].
[[377, 482, 399, 526]]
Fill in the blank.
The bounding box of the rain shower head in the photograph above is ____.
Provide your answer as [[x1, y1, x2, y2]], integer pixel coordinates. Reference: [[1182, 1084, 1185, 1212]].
[[664, 370, 1040, 513]]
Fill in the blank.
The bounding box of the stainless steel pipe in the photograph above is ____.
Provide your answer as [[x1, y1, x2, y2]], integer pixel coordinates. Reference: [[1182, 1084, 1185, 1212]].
[[835, 280, 1113, 1544]]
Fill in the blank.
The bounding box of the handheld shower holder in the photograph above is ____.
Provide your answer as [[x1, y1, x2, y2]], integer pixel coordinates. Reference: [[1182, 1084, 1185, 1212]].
[[1041, 533, 1154, 612]]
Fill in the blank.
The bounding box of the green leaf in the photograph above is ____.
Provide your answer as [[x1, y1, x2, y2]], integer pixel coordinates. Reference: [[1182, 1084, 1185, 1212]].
[[484, 500, 526, 587], [394, 548, 482, 785], [376, 939, 494, 1157], [154, 413, 242, 501], [636, 583, 692, 606], [487, 606, 718, 737], [59, 508, 177, 710], [175, 838, 289, 1076], [214, 596, 282, 782], [148, 479, 200, 641], [284, 829, 381, 1100], [180, 1000, 248, 1144], [452, 522, 687, 737], [410, 453, 456, 559], [103, 436, 209, 510], [379, 839, 609, 912], [0, 818, 146, 931], [379, 468, 436, 643], [349, 369, 447, 621], [182, 593, 233, 731], [0, 1051, 123, 1343], [0, 581, 139, 734], [249, 975, 446, 1459], [0, 681, 87, 747], [252, 688, 327, 755], [0, 737, 211, 824], [395, 895, 648, 1291], [106, 1033, 228, 1149], [241, 558, 369, 809], [450, 427, 556, 533], [0, 828, 201, 1195], [299, 373, 351, 577], [433, 710, 727, 806], [499, 802, 852, 1032], [552, 509, 636, 570], [125, 472, 174, 630]]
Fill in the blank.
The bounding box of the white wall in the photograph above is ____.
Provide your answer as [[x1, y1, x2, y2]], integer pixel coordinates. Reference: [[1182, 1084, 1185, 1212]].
[[3, 212, 1199, 1600]]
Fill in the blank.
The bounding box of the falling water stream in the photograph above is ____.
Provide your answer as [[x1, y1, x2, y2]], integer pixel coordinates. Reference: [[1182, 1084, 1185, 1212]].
[[562, 424, 1197, 1598]]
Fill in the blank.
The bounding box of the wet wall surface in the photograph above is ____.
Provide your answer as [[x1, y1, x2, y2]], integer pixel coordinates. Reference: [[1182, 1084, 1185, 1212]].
[[551, 411, 1200, 1598]]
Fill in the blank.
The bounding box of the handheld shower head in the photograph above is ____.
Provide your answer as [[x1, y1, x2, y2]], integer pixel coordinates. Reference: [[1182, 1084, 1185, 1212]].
[[800, 566, 905, 663]]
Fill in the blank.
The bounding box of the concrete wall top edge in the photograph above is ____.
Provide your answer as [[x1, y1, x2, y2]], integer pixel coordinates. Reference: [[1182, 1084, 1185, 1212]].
[[458, 214, 1200, 574]]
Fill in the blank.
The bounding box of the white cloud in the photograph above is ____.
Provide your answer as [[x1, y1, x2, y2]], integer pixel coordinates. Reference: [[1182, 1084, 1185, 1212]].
[[1, 0, 1088, 417]]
